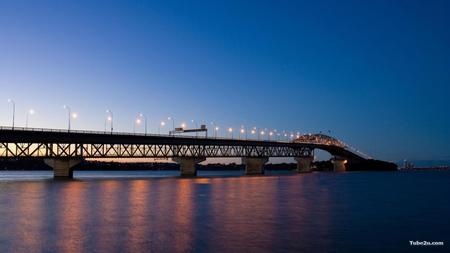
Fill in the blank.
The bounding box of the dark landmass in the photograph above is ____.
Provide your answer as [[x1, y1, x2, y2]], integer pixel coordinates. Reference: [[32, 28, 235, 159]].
[[0, 158, 398, 171], [0, 158, 296, 171], [401, 166, 450, 171], [313, 159, 398, 171]]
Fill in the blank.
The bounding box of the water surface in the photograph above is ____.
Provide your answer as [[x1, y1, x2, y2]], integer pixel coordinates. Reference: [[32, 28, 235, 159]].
[[0, 170, 449, 252]]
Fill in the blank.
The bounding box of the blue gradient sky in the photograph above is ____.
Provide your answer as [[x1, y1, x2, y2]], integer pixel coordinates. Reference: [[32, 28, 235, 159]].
[[0, 0, 449, 162]]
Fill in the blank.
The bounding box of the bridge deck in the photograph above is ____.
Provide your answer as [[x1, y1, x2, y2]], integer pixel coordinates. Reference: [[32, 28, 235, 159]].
[[0, 127, 366, 160]]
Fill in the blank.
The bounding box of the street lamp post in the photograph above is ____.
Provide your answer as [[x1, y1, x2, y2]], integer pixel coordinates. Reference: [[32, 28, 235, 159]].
[[139, 113, 148, 135], [25, 109, 35, 128], [63, 105, 71, 131], [251, 128, 256, 140], [210, 122, 217, 138], [106, 110, 114, 133], [239, 127, 245, 140], [159, 121, 165, 134], [228, 127, 233, 139], [7, 99, 15, 129], [134, 117, 142, 133], [168, 117, 174, 135], [214, 126, 219, 138], [191, 119, 198, 137]]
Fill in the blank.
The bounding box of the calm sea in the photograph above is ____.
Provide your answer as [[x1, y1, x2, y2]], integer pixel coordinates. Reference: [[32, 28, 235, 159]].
[[0, 170, 449, 253]]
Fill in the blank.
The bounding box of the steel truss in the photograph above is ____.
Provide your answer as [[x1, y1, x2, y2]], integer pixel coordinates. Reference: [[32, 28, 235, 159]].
[[0, 142, 313, 158]]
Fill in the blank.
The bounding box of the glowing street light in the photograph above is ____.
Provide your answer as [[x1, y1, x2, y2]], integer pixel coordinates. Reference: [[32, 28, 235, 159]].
[[251, 128, 256, 140], [25, 109, 35, 128], [239, 127, 245, 140], [63, 105, 72, 131], [211, 122, 220, 138], [269, 131, 273, 141], [7, 99, 15, 129], [214, 126, 219, 138], [228, 127, 233, 139], [260, 130, 265, 140], [159, 120, 166, 134], [181, 122, 186, 129], [139, 113, 148, 135], [106, 110, 114, 133], [134, 117, 142, 133]]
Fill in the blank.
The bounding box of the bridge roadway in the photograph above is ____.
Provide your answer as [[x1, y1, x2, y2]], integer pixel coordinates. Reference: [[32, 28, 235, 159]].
[[0, 127, 367, 179]]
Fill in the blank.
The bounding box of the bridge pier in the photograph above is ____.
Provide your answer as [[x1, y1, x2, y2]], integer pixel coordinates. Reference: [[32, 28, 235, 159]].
[[242, 157, 268, 175], [172, 157, 206, 177], [44, 158, 83, 179], [295, 156, 314, 173], [332, 157, 347, 172]]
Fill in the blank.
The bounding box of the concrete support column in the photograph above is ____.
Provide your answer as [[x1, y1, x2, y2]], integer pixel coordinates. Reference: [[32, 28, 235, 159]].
[[172, 157, 206, 177], [242, 157, 268, 175], [44, 158, 83, 179], [294, 156, 314, 173], [331, 157, 347, 172]]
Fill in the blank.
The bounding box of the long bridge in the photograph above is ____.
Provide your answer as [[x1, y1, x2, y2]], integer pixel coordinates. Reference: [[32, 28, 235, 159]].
[[0, 127, 369, 179]]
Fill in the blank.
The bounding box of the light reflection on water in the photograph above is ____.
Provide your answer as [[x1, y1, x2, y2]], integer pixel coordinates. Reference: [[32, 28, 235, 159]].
[[0, 171, 450, 252]]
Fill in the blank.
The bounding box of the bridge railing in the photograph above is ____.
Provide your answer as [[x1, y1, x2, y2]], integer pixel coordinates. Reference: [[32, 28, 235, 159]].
[[294, 136, 371, 159], [294, 134, 346, 148], [0, 126, 290, 143]]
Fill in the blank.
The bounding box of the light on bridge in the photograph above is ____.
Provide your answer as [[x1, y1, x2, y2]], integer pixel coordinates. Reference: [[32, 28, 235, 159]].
[[26, 109, 35, 128]]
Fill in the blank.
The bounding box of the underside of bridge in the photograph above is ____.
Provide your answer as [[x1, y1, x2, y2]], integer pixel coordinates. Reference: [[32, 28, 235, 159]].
[[295, 156, 314, 173], [44, 158, 83, 179], [242, 157, 269, 175], [172, 157, 206, 177]]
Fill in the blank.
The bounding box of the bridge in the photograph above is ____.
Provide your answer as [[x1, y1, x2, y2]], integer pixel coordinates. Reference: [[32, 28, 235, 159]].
[[0, 127, 369, 179]]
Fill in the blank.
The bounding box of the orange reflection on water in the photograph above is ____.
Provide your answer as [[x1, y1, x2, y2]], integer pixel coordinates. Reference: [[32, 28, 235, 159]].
[[172, 179, 194, 252], [55, 182, 87, 253], [10, 182, 45, 252], [126, 180, 151, 252], [0, 173, 337, 252], [94, 180, 122, 252], [209, 176, 280, 252]]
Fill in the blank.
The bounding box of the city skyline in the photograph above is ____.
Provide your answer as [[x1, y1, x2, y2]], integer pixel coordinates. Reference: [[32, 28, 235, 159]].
[[1, 0, 449, 162]]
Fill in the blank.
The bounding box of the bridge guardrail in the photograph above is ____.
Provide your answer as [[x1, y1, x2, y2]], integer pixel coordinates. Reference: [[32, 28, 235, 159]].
[[0, 126, 291, 143]]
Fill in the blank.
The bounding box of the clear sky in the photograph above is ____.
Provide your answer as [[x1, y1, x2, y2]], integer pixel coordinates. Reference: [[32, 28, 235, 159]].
[[0, 0, 449, 162]]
